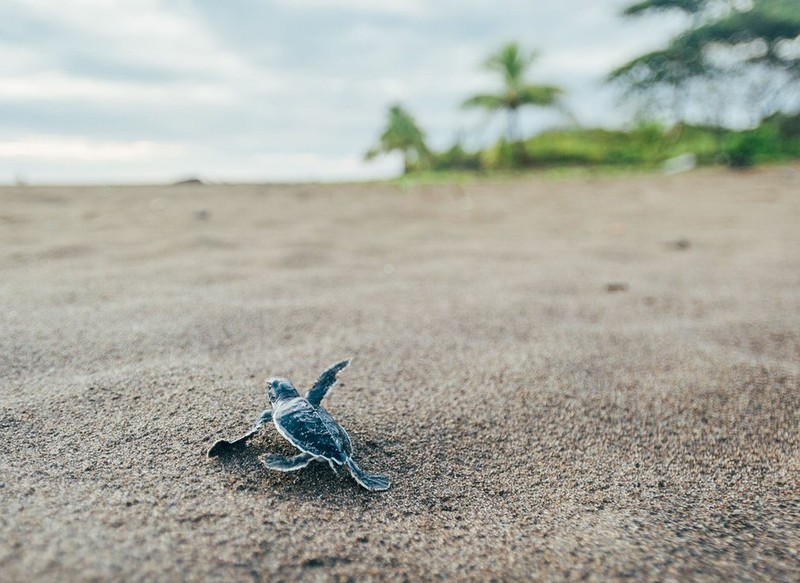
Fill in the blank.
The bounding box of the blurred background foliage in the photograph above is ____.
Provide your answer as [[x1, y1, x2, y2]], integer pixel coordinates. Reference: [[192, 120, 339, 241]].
[[367, 0, 800, 173]]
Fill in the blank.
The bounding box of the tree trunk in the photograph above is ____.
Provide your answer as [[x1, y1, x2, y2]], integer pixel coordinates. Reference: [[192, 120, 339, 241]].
[[506, 106, 520, 143], [507, 107, 525, 167]]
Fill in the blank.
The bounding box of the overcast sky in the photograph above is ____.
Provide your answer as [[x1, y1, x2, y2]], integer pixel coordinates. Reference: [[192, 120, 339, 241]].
[[0, 0, 687, 184]]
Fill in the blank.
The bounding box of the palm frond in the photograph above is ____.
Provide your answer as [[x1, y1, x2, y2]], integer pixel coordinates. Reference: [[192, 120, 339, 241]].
[[484, 42, 539, 86], [516, 84, 563, 106], [462, 94, 507, 110], [623, 0, 708, 18], [365, 104, 431, 171]]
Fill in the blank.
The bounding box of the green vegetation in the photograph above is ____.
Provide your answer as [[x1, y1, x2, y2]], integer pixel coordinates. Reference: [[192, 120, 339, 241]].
[[525, 115, 800, 167], [726, 113, 800, 167], [430, 115, 800, 172], [610, 0, 800, 127], [365, 1, 800, 175], [365, 104, 431, 173], [462, 42, 564, 145]]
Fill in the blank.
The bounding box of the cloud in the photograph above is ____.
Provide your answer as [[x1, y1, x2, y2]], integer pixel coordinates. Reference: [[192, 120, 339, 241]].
[[8, 0, 253, 76], [0, 135, 184, 161], [271, 0, 429, 18], [0, 137, 399, 184], [221, 151, 401, 182], [0, 42, 47, 74], [0, 73, 236, 104]]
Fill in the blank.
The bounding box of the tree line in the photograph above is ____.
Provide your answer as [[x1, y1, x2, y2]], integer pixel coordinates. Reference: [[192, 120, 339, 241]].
[[367, 0, 800, 172]]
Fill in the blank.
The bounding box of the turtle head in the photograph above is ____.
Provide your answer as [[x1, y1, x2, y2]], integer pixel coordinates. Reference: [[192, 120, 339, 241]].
[[267, 377, 299, 403]]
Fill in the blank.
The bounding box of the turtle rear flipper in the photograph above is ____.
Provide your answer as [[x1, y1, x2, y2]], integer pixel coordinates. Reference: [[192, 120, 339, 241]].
[[345, 458, 390, 491]]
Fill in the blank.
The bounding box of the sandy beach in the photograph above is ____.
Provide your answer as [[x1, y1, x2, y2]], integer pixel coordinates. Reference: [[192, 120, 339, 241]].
[[1, 167, 798, 581]]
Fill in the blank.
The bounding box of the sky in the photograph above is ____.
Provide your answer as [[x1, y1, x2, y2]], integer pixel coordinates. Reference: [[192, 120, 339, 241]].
[[0, 0, 688, 184]]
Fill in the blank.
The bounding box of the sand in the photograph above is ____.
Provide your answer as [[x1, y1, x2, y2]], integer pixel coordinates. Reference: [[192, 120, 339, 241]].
[[1, 167, 798, 581]]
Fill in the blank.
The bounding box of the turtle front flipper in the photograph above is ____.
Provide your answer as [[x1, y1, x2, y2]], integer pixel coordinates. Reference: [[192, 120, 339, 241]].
[[207, 409, 273, 457], [262, 452, 314, 472], [305, 359, 351, 406], [345, 458, 390, 491]]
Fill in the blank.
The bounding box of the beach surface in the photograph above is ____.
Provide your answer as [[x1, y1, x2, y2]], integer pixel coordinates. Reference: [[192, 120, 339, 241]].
[[1, 167, 799, 581]]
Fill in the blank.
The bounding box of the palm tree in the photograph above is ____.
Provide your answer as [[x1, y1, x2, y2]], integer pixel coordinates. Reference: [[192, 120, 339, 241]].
[[463, 42, 563, 144], [365, 104, 430, 173]]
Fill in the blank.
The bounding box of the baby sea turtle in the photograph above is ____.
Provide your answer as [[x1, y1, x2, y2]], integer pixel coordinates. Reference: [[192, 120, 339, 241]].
[[208, 359, 390, 492]]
